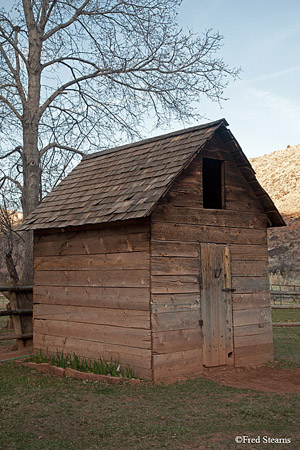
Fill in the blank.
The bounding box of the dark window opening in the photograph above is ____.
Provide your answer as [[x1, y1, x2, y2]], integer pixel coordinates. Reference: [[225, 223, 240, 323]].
[[202, 158, 224, 209]]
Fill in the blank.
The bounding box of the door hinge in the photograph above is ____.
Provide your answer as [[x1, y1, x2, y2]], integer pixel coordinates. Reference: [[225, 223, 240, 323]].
[[199, 319, 203, 326], [222, 288, 236, 293]]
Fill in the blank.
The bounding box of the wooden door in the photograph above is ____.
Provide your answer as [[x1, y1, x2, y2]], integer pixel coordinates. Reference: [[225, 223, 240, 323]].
[[200, 243, 233, 367]]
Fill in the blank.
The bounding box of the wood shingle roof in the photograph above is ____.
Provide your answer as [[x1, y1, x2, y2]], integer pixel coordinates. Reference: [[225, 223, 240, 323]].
[[21, 119, 284, 230]]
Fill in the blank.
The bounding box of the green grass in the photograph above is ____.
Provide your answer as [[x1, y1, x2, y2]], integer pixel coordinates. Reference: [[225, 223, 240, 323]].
[[272, 308, 300, 368], [0, 363, 299, 450], [273, 327, 300, 368], [272, 309, 300, 323], [30, 350, 132, 378], [0, 308, 299, 449]]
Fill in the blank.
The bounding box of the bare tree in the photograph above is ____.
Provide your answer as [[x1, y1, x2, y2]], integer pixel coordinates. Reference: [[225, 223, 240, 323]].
[[0, 198, 23, 285], [0, 0, 239, 286], [0, 192, 24, 331]]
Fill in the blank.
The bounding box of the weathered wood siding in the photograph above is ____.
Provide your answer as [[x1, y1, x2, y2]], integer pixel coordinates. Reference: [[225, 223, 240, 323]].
[[151, 137, 273, 380], [33, 221, 152, 379]]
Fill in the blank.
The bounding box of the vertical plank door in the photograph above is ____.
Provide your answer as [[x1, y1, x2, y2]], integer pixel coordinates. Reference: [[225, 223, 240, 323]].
[[200, 243, 233, 367]]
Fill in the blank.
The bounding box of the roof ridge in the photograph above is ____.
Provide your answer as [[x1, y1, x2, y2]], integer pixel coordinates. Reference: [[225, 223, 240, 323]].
[[83, 118, 228, 160]]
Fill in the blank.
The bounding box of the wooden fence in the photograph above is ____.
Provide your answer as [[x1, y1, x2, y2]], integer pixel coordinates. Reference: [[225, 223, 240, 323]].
[[0, 286, 33, 347], [270, 284, 300, 327]]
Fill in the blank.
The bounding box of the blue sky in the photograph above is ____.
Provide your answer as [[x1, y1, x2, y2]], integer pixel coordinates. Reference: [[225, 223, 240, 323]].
[[171, 0, 300, 157], [2, 1, 299, 158]]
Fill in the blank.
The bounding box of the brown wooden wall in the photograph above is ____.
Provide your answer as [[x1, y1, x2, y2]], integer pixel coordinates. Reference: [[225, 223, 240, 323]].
[[33, 221, 152, 379], [150, 137, 273, 381], [32, 136, 273, 382]]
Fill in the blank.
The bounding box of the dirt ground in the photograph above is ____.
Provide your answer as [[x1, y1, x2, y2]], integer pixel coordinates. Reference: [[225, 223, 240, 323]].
[[1, 344, 299, 394], [203, 365, 300, 394], [0, 342, 33, 362]]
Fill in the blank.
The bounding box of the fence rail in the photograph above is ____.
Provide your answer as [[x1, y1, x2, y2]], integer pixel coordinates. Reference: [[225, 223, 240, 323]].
[[270, 286, 300, 327], [0, 285, 33, 347], [270, 291, 300, 297], [0, 309, 33, 317], [272, 322, 300, 328], [0, 333, 33, 341], [271, 305, 300, 309], [0, 286, 33, 293]]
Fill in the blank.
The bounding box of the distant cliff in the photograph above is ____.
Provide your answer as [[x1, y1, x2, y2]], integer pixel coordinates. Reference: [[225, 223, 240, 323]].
[[251, 145, 300, 284]]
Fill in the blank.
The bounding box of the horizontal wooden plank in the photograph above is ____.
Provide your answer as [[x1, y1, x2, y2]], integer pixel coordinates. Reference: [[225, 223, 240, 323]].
[[34, 231, 149, 257], [232, 293, 270, 311], [33, 286, 150, 310], [231, 260, 269, 277], [271, 305, 300, 309], [199, 148, 232, 161], [34, 319, 151, 349], [0, 285, 32, 292], [0, 333, 33, 341], [170, 182, 201, 195], [151, 293, 201, 307], [225, 199, 264, 213], [151, 257, 199, 276], [153, 349, 203, 382], [151, 240, 199, 258], [152, 223, 267, 245], [34, 304, 150, 329], [234, 332, 273, 349], [34, 221, 150, 244], [234, 323, 272, 338], [235, 343, 273, 358], [270, 291, 300, 297], [34, 333, 152, 379], [151, 275, 200, 294], [232, 277, 269, 294], [151, 205, 267, 229], [34, 252, 149, 271], [164, 190, 203, 208], [152, 328, 202, 353], [151, 309, 201, 332], [225, 188, 263, 212], [225, 161, 251, 183], [230, 244, 268, 261], [34, 269, 150, 288], [233, 308, 271, 327], [0, 309, 32, 317]]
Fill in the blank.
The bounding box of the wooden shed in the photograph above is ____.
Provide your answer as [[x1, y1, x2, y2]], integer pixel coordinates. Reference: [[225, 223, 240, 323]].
[[22, 119, 285, 382]]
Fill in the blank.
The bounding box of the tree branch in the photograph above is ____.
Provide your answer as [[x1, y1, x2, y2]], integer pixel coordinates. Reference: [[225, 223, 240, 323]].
[[0, 174, 23, 192], [38, 69, 103, 116], [41, 55, 103, 70], [0, 23, 29, 68], [43, 0, 92, 41], [0, 95, 22, 120], [0, 147, 22, 160], [40, 142, 85, 157], [39, 0, 57, 30]]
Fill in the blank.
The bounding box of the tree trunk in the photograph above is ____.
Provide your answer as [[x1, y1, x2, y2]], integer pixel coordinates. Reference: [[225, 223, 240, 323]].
[[17, 14, 43, 338], [21, 15, 42, 285], [21, 121, 40, 285]]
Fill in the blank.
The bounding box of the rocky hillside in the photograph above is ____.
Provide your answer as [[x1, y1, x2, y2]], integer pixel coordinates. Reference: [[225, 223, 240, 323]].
[[250, 144, 300, 285]]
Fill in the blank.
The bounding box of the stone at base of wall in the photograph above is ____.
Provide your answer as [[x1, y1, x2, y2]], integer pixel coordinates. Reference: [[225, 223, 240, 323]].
[[17, 361, 141, 384]]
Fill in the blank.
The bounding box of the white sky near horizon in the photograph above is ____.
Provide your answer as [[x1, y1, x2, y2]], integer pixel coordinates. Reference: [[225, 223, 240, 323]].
[[173, 0, 300, 158]]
